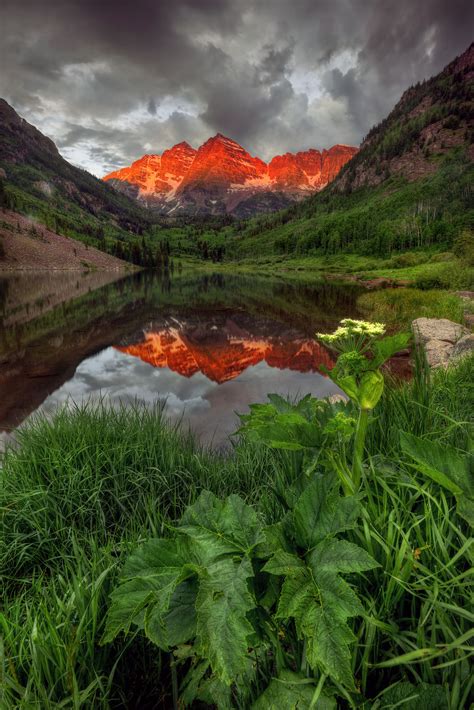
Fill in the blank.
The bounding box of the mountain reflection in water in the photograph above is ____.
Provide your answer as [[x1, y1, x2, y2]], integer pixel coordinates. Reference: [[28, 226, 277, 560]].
[[116, 316, 334, 384], [0, 270, 366, 446]]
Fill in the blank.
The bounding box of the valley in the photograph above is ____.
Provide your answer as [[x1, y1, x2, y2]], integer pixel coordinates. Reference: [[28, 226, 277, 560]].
[[0, 23, 473, 709], [0, 45, 472, 282]]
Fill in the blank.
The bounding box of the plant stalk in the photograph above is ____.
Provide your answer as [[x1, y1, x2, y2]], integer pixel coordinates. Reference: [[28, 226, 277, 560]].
[[309, 672, 328, 709], [352, 407, 370, 490]]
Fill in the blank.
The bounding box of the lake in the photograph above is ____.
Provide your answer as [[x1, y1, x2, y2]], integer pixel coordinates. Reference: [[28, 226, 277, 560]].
[[0, 269, 368, 447]]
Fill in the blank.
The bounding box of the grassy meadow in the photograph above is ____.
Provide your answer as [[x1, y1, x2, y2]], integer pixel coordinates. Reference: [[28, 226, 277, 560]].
[[1, 351, 473, 708]]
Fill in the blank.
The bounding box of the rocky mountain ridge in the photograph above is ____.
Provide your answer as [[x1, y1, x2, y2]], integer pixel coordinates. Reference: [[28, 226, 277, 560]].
[[104, 134, 357, 217], [333, 42, 473, 192]]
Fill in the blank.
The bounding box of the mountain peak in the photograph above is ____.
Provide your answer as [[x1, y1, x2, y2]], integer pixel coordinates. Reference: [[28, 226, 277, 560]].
[[204, 133, 244, 149], [168, 140, 195, 151], [103, 133, 358, 215]]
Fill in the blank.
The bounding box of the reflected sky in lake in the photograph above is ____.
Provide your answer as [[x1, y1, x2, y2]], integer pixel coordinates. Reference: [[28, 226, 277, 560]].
[[0, 270, 365, 446], [37, 346, 339, 445]]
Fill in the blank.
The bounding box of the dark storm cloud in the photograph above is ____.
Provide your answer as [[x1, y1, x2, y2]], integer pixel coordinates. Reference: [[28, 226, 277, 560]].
[[147, 98, 158, 116], [0, 0, 471, 175]]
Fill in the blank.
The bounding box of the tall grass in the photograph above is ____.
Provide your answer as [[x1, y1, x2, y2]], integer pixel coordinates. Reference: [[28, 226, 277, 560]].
[[0, 403, 274, 707], [0, 403, 273, 594], [357, 288, 466, 328], [0, 357, 472, 707], [367, 350, 473, 456], [352, 462, 473, 707]]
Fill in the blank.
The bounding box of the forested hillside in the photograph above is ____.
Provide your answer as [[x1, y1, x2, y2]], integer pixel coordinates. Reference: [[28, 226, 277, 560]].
[[0, 99, 158, 265]]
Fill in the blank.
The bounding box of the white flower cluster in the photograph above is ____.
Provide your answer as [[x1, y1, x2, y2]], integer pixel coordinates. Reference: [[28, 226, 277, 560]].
[[317, 319, 386, 344]]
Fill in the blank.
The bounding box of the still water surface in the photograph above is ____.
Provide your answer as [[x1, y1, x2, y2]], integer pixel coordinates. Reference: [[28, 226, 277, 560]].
[[0, 270, 366, 446]]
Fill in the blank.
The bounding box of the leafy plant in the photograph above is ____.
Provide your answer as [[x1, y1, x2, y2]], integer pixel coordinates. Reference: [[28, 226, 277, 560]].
[[103, 473, 378, 707], [317, 319, 410, 493], [3, 356, 473, 707], [252, 670, 336, 709]]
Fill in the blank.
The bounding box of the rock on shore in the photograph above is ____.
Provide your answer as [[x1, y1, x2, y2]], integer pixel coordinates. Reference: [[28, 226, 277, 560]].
[[412, 317, 473, 368]]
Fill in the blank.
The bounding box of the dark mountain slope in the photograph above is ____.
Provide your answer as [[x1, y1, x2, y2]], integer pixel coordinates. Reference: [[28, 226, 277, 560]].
[[0, 99, 154, 262]]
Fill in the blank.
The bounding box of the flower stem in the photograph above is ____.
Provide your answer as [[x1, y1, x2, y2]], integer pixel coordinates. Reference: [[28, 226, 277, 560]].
[[310, 673, 328, 709], [352, 407, 369, 490]]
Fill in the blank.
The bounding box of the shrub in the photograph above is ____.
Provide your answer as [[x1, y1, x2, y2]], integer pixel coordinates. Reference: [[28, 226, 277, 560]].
[[388, 252, 428, 268]]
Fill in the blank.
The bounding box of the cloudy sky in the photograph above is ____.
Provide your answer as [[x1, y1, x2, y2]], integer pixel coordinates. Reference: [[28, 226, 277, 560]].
[[0, 0, 471, 176]]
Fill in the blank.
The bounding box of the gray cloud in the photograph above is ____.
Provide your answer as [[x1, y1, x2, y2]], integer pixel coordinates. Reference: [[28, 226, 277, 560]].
[[0, 0, 471, 175]]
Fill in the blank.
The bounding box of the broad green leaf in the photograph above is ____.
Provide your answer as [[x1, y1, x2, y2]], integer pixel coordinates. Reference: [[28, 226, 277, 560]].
[[303, 605, 356, 690], [275, 569, 314, 629], [331, 374, 359, 402], [179, 491, 264, 563], [237, 395, 328, 450], [252, 670, 336, 709], [400, 432, 472, 496], [257, 413, 321, 450], [274, 561, 363, 689], [358, 370, 384, 409], [153, 577, 198, 647], [377, 681, 448, 709], [195, 557, 256, 685], [291, 474, 361, 548], [312, 570, 364, 619], [263, 549, 304, 576], [273, 536, 374, 690], [121, 536, 188, 579], [101, 577, 157, 644], [102, 537, 191, 645], [255, 521, 292, 558], [372, 332, 411, 367], [267, 393, 301, 414], [310, 538, 380, 575], [309, 540, 378, 621]]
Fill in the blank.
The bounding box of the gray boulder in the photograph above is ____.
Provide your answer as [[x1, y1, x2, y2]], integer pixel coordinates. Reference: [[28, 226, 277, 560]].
[[412, 318, 468, 346], [450, 334, 474, 363], [424, 339, 453, 368], [411, 318, 471, 368]]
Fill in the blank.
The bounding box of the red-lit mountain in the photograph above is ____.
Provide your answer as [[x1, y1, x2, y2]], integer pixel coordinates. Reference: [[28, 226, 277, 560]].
[[115, 322, 334, 383], [104, 134, 358, 217]]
